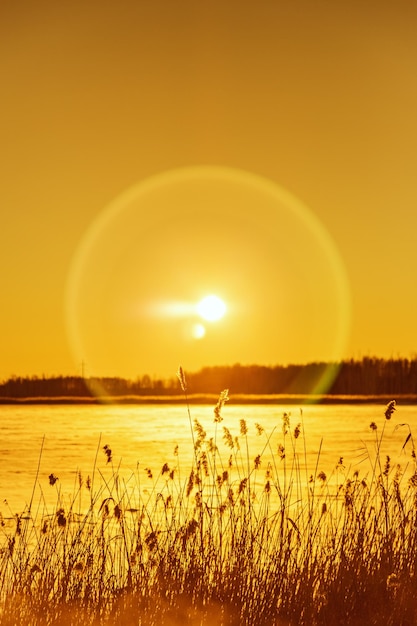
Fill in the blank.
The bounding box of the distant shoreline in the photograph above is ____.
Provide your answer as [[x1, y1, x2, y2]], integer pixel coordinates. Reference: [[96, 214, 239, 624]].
[[0, 394, 414, 405]]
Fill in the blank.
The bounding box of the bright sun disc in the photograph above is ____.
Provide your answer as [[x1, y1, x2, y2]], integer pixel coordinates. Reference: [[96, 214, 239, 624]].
[[196, 295, 227, 322]]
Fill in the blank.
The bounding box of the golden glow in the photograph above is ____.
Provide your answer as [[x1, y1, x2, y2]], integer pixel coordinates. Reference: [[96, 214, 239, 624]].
[[196, 295, 227, 322], [2, 3, 417, 380], [192, 323, 206, 339], [65, 166, 351, 395]]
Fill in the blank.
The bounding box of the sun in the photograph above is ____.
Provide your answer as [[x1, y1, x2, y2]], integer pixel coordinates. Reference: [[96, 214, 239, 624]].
[[196, 295, 227, 322]]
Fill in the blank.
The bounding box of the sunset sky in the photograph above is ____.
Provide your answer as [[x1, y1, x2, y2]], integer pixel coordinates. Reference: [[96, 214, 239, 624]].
[[1, 0, 416, 382]]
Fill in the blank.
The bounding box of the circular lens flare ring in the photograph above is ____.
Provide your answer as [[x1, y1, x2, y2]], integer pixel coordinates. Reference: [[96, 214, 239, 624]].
[[65, 165, 351, 397], [196, 295, 227, 322]]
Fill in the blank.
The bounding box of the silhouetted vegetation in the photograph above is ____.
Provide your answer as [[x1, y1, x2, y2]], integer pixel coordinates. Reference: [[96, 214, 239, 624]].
[[1, 357, 417, 401], [1, 392, 417, 624]]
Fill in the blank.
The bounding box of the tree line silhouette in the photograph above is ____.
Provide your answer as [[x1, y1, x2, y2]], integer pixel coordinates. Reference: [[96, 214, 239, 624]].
[[0, 357, 416, 400]]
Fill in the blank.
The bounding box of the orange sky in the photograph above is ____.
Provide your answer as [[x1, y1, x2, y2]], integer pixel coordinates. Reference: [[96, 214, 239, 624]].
[[1, 0, 417, 381]]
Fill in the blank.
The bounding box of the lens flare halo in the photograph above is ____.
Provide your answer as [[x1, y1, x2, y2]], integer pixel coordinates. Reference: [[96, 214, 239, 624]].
[[65, 165, 351, 398]]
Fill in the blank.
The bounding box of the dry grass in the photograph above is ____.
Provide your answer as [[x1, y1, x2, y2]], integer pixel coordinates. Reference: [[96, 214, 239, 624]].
[[1, 387, 417, 625]]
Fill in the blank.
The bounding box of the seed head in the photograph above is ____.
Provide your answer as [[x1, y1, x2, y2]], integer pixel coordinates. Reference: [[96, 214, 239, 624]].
[[385, 400, 396, 420], [186, 470, 194, 497], [56, 509, 66, 527], [194, 419, 206, 441], [336, 457, 345, 470], [200, 452, 209, 477], [282, 412, 290, 435], [214, 389, 229, 422], [238, 478, 248, 494], [240, 419, 248, 436], [49, 473, 58, 486], [103, 445, 112, 464], [176, 366, 187, 392], [318, 471, 327, 484], [223, 427, 234, 449]]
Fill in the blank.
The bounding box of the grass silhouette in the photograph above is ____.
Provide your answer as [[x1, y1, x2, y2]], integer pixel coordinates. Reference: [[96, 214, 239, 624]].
[[0, 380, 416, 625]]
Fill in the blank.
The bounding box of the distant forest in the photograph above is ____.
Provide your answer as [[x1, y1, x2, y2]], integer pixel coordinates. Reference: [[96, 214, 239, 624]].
[[1, 358, 417, 400]]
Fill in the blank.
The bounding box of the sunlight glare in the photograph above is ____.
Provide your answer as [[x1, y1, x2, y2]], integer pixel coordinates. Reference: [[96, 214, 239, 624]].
[[196, 295, 227, 322], [66, 165, 351, 394], [192, 323, 206, 339]]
